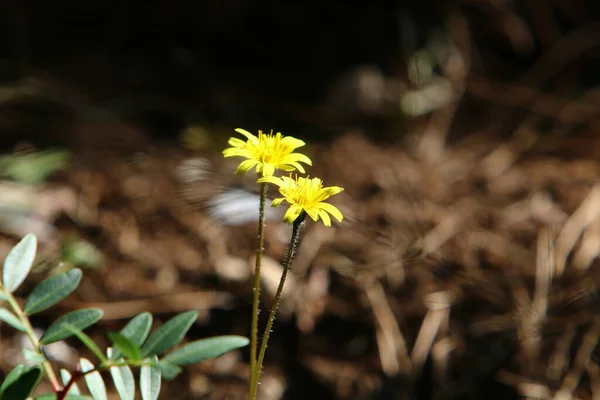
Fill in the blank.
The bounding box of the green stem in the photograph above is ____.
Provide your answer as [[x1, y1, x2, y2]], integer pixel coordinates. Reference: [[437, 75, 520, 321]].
[[249, 182, 267, 398], [251, 215, 304, 399], [3, 289, 62, 392]]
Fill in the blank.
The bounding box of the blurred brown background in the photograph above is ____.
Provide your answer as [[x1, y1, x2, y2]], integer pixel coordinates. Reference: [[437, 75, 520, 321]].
[[2, 1, 600, 399]]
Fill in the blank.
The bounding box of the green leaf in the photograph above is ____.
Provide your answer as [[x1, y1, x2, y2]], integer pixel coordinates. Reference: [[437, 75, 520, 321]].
[[0, 365, 42, 400], [154, 361, 182, 381], [61, 323, 107, 363], [121, 312, 153, 346], [0, 364, 27, 394], [61, 237, 103, 269], [2, 149, 70, 184], [140, 357, 161, 400], [23, 347, 46, 364], [0, 308, 26, 331], [109, 355, 135, 400], [2, 234, 37, 293], [162, 335, 249, 366], [111, 312, 152, 361], [40, 308, 103, 345], [141, 311, 198, 357], [60, 369, 81, 395], [24, 269, 82, 315], [0, 291, 10, 301], [108, 332, 142, 360], [80, 358, 107, 400]]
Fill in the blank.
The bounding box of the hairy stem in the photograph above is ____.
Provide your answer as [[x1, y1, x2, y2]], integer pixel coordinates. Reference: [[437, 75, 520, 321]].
[[249, 182, 267, 398], [251, 215, 304, 399]]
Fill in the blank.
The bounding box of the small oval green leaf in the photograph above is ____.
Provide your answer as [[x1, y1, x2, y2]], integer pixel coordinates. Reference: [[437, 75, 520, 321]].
[[108, 332, 142, 360], [3, 234, 37, 293], [24, 269, 82, 315], [140, 357, 161, 400], [121, 312, 153, 346], [60, 369, 81, 395], [80, 358, 107, 400], [0, 365, 42, 400], [23, 347, 46, 364], [110, 360, 135, 400], [141, 311, 198, 357], [154, 361, 182, 381], [111, 312, 153, 360], [162, 335, 249, 366], [40, 308, 103, 345], [0, 364, 27, 394], [0, 308, 26, 332]]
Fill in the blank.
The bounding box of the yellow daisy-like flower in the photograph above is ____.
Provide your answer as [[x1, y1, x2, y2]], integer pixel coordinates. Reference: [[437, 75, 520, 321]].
[[223, 128, 312, 177], [258, 175, 344, 227]]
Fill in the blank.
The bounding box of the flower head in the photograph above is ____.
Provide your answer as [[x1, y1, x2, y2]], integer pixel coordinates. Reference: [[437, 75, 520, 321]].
[[223, 128, 312, 177], [258, 174, 344, 227]]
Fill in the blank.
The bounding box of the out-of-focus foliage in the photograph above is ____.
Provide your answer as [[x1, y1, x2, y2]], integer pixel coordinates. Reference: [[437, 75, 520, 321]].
[[0, 149, 70, 184]]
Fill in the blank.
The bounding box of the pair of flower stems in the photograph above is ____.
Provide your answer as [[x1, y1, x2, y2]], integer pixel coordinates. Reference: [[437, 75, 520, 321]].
[[223, 128, 344, 399]]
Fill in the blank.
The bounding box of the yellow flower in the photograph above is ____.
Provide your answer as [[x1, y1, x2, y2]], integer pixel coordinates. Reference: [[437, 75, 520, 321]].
[[258, 175, 344, 227], [223, 128, 312, 177]]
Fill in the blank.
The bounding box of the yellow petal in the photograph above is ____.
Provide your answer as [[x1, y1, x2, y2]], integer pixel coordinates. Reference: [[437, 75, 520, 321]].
[[228, 137, 247, 148], [280, 136, 306, 149], [285, 153, 312, 165], [283, 205, 302, 224], [317, 209, 332, 226], [235, 159, 258, 175], [278, 165, 297, 172], [257, 175, 283, 186], [315, 186, 343, 202], [317, 202, 344, 223], [271, 198, 285, 207], [286, 162, 306, 173], [262, 163, 276, 177], [223, 148, 252, 158], [234, 128, 258, 143], [305, 207, 319, 222]]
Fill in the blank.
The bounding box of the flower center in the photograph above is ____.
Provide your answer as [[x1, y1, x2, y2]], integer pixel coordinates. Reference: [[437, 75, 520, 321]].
[[255, 132, 293, 164]]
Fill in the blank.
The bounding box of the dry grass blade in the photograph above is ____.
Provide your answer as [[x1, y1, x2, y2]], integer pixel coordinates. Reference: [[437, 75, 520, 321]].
[[555, 185, 600, 275], [432, 337, 455, 395], [411, 291, 452, 373], [364, 281, 411, 376], [548, 326, 577, 384], [586, 362, 600, 400], [496, 370, 552, 399], [572, 217, 600, 270], [554, 318, 600, 399], [531, 229, 554, 358]]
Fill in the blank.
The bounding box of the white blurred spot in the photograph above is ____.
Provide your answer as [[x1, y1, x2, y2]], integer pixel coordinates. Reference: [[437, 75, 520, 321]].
[[207, 188, 283, 226]]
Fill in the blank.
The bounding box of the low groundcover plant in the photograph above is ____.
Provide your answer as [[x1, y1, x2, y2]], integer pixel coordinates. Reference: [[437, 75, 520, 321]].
[[0, 234, 249, 400], [223, 128, 343, 400], [0, 127, 342, 400]]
